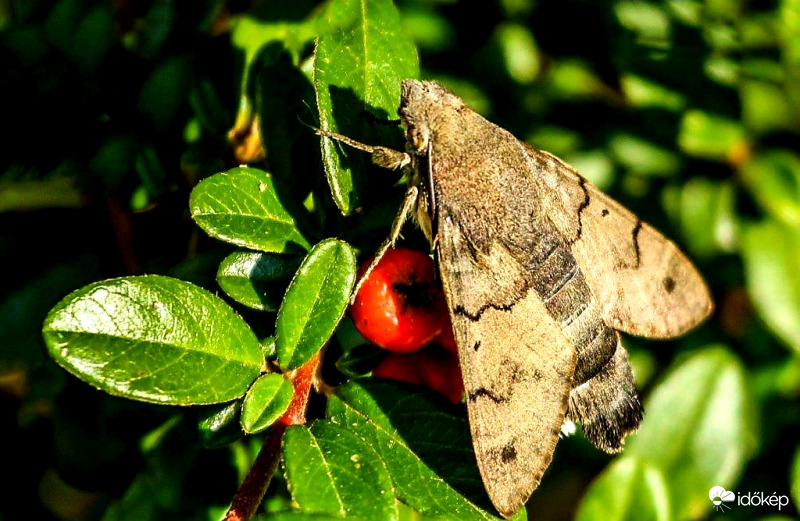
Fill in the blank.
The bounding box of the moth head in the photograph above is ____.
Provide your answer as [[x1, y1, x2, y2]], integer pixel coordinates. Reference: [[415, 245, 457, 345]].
[[399, 79, 464, 154]]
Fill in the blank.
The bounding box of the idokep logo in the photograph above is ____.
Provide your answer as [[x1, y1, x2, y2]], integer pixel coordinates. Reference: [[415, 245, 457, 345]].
[[709, 485, 792, 513], [709, 486, 736, 512]]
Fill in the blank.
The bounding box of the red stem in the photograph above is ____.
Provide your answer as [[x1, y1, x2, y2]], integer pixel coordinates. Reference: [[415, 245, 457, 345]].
[[223, 352, 320, 521]]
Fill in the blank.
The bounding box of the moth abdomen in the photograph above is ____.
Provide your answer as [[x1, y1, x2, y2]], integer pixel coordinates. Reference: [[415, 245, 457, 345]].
[[523, 227, 617, 385], [522, 226, 641, 448], [567, 341, 643, 452]]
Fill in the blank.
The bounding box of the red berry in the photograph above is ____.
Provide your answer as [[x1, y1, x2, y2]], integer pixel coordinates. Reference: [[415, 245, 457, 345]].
[[350, 248, 447, 353], [372, 352, 425, 386], [436, 314, 459, 355], [419, 350, 463, 404], [373, 349, 463, 404]]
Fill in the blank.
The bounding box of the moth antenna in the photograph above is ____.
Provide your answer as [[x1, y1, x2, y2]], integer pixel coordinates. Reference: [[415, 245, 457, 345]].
[[315, 128, 376, 153], [350, 185, 420, 304], [296, 102, 321, 129]]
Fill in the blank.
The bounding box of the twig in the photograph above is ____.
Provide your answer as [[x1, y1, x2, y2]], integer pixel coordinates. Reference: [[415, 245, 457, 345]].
[[223, 352, 321, 521]]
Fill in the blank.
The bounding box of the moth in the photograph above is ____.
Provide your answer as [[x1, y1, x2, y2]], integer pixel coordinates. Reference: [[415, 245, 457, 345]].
[[319, 80, 713, 518]]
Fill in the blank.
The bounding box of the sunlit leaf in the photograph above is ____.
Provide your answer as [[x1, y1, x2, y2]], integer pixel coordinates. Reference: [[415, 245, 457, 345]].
[[741, 220, 800, 354], [190, 167, 311, 254], [241, 373, 293, 434], [740, 151, 800, 228], [43, 276, 263, 405], [678, 110, 747, 163], [327, 380, 526, 520], [217, 251, 302, 312], [626, 346, 749, 520], [276, 239, 356, 370], [314, 0, 419, 214], [576, 457, 671, 521], [282, 421, 397, 519]]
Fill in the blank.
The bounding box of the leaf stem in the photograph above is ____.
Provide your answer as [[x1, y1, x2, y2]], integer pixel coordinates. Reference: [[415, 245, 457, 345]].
[[223, 352, 321, 521]]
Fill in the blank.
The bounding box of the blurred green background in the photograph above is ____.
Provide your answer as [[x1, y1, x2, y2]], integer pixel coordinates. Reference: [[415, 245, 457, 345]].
[[1, 0, 799, 520]]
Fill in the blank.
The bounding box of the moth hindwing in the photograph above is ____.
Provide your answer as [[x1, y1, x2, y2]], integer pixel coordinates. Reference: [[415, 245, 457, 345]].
[[319, 79, 713, 519]]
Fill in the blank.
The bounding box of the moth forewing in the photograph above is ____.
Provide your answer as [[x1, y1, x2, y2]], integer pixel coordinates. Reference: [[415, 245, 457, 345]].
[[437, 215, 577, 518]]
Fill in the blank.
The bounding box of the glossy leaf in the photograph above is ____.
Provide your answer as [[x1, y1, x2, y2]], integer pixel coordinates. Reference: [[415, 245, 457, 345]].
[[740, 220, 800, 354], [241, 373, 293, 434], [42, 276, 263, 405], [282, 421, 397, 519], [327, 380, 526, 520], [576, 457, 671, 521], [336, 344, 384, 379], [253, 514, 352, 521], [314, 0, 419, 214], [276, 239, 356, 371], [217, 251, 302, 311], [626, 346, 749, 520], [190, 167, 310, 254], [197, 400, 245, 449]]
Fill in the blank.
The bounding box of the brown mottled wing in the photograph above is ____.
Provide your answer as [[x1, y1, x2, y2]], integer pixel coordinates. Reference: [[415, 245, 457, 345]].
[[436, 215, 577, 519], [525, 146, 713, 338]]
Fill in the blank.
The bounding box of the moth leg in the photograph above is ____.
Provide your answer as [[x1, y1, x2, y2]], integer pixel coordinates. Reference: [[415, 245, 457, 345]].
[[350, 185, 419, 303], [315, 129, 410, 170]]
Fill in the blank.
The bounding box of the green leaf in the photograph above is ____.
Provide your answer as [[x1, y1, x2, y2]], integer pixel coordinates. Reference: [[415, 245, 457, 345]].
[[620, 74, 686, 111], [661, 177, 736, 259], [608, 133, 682, 177], [217, 251, 302, 311], [336, 344, 384, 379], [42, 276, 263, 405], [197, 401, 245, 449], [254, 42, 320, 197], [740, 220, 800, 354], [327, 380, 525, 520], [740, 150, 800, 228], [137, 55, 191, 130], [741, 79, 794, 134], [102, 417, 201, 521], [575, 457, 671, 521], [0, 176, 82, 212], [282, 421, 397, 519], [253, 514, 353, 521], [677, 110, 747, 162], [495, 22, 540, 84], [231, 17, 315, 66], [276, 239, 356, 371], [314, 0, 419, 215], [626, 346, 749, 521], [241, 373, 293, 434], [1, 256, 99, 366], [190, 167, 311, 254]]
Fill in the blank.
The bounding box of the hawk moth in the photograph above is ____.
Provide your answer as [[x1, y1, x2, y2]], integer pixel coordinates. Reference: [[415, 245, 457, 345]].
[[319, 80, 713, 518]]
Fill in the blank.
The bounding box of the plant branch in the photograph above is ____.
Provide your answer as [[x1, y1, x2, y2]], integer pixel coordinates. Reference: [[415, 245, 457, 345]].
[[223, 352, 321, 521]]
